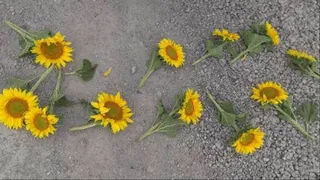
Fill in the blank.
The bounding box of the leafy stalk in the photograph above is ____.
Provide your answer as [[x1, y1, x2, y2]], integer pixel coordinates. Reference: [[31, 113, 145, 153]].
[[138, 47, 164, 88], [5, 20, 36, 41], [274, 104, 314, 140], [192, 41, 228, 65], [29, 65, 54, 92], [69, 122, 97, 131], [48, 70, 62, 113]]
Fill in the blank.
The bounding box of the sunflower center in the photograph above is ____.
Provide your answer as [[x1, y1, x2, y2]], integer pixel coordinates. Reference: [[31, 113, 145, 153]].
[[104, 102, 123, 120], [166, 46, 178, 60], [240, 133, 254, 145], [34, 114, 50, 130], [5, 98, 29, 118], [260, 87, 279, 99], [40, 42, 64, 59], [185, 99, 194, 115]]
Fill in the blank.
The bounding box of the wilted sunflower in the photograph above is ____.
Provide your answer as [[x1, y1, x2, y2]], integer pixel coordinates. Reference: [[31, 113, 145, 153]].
[[213, 29, 240, 41], [31, 32, 73, 69], [158, 38, 185, 68], [233, 127, 264, 155], [265, 22, 280, 45], [251, 81, 288, 105], [25, 107, 58, 138], [287, 49, 317, 62], [0, 88, 38, 129], [90, 92, 134, 134], [178, 89, 203, 124]]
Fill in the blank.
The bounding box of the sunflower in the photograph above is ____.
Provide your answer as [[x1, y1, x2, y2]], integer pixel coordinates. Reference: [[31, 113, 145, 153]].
[[90, 92, 134, 134], [287, 49, 317, 62], [251, 81, 288, 105], [265, 22, 280, 45], [31, 32, 73, 69], [0, 88, 38, 129], [158, 38, 185, 68], [233, 127, 264, 155], [25, 107, 58, 138], [178, 89, 203, 124], [213, 29, 240, 41]]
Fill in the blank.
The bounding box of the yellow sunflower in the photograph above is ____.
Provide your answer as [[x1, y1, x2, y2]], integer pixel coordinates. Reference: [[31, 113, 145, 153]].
[[213, 29, 240, 41], [0, 88, 38, 129], [287, 49, 317, 62], [178, 88, 203, 124], [31, 32, 73, 69], [251, 81, 288, 105], [265, 22, 280, 45], [25, 107, 58, 138], [233, 127, 264, 155], [90, 92, 134, 134], [158, 38, 185, 68]]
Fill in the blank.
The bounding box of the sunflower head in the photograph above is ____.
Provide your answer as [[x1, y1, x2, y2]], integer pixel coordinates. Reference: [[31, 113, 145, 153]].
[[0, 88, 38, 129], [287, 49, 317, 63], [90, 92, 134, 134], [233, 127, 264, 155], [213, 29, 240, 41], [31, 32, 73, 69], [178, 89, 203, 124], [265, 22, 280, 45], [251, 81, 288, 105], [25, 107, 58, 138], [158, 38, 185, 68]]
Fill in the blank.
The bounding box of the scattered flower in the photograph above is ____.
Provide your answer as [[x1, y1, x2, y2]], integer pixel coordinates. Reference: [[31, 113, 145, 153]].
[[178, 88, 203, 124], [251, 81, 288, 105], [233, 128, 264, 155], [287, 49, 317, 62], [0, 88, 38, 129], [32, 32, 73, 69], [158, 38, 185, 68], [25, 107, 58, 138], [104, 67, 112, 77], [213, 29, 240, 41], [265, 21, 280, 45]]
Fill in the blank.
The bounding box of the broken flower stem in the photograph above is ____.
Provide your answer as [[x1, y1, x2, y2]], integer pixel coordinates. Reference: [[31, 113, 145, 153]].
[[64, 72, 76, 76], [274, 105, 314, 140], [49, 70, 62, 114], [69, 122, 97, 131], [138, 69, 154, 88], [5, 20, 36, 41], [30, 66, 54, 92]]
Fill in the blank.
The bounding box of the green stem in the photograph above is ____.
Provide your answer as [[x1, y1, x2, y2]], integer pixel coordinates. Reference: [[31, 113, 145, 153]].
[[306, 67, 320, 79], [138, 69, 154, 88], [230, 49, 249, 64], [206, 90, 224, 112], [64, 72, 76, 76], [274, 105, 314, 140], [49, 70, 62, 114], [231, 123, 240, 132], [138, 125, 158, 141], [192, 42, 228, 65], [5, 20, 36, 41], [69, 122, 97, 131], [30, 66, 54, 92], [192, 53, 211, 65]]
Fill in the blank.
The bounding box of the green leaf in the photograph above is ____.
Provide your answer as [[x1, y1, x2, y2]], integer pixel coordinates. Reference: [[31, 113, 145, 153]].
[[262, 104, 271, 112], [219, 101, 235, 114], [18, 36, 34, 57], [241, 30, 270, 49], [296, 102, 318, 124], [152, 100, 167, 126], [30, 29, 52, 39], [6, 76, 31, 90], [75, 59, 98, 81], [207, 42, 225, 59], [217, 109, 237, 127], [251, 21, 266, 35], [205, 40, 214, 52], [54, 94, 74, 107], [226, 46, 238, 58], [237, 112, 248, 122], [148, 47, 164, 71]]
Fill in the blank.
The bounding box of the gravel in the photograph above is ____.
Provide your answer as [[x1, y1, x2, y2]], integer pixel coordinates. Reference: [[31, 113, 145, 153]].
[[0, 0, 319, 179]]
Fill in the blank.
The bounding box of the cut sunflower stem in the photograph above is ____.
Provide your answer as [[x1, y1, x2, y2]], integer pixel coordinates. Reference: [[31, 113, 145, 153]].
[[138, 69, 154, 88], [64, 72, 76, 76], [30, 65, 54, 92], [138, 125, 158, 141], [231, 123, 240, 132], [49, 70, 62, 114], [206, 90, 224, 112], [306, 66, 320, 79], [274, 105, 314, 140], [230, 49, 249, 64], [5, 20, 36, 41], [69, 122, 97, 131]]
